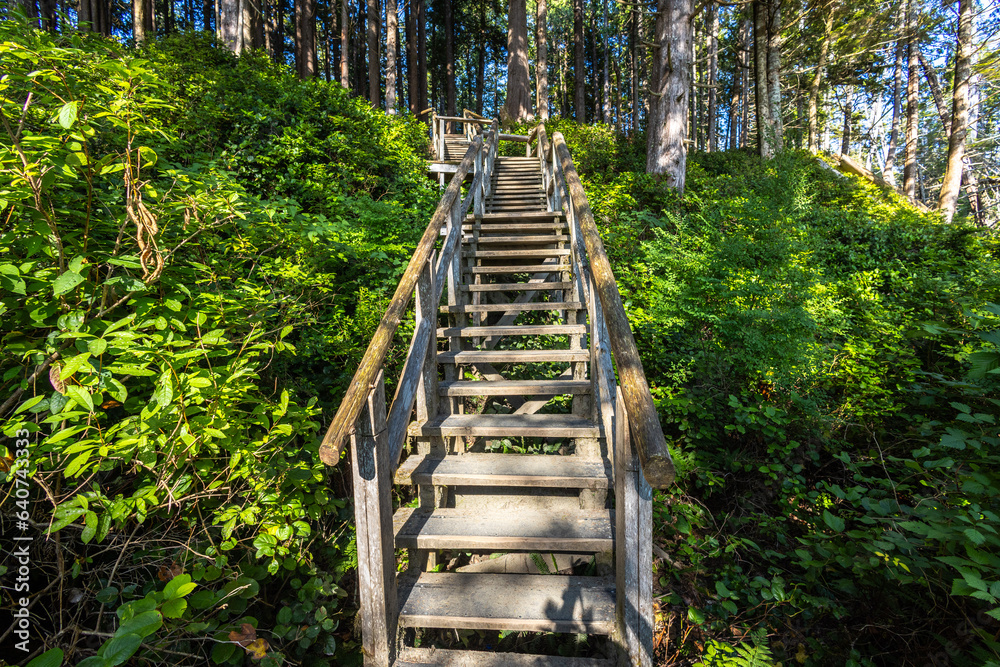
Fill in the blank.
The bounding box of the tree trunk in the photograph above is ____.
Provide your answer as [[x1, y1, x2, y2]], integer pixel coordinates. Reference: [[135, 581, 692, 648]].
[[134, 0, 152, 41], [203, 0, 213, 32], [341, 0, 350, 87], [368, 0, 379, 104], [536, 0, 549, 120], [646, 0, 693, 191], [740, 16, 750, 148], [386, 0, 397, 112], [707, 1, 718, 151], [884, 29, 903, 186], [406, 0, 415, 109], [938, 0, 971, 223], [505, 0, 532, 121], [630, 5, 639, 132], [753, 1, 772, 157], [573, 0, 585, 122], [728, 22, 741, 150], [807, 5, 832, 153], [242, 0, 263, 51], [903, 0, 919, 200], [602, 0, 610, 123], [766, 0, 783, 152], [417, 0, 427, 113], [840, 85, 852, 156], [445, 0, 456, 121], [476, 0, 485, 114], [294, 0, 317, 77], [918, 50, 951, 136]]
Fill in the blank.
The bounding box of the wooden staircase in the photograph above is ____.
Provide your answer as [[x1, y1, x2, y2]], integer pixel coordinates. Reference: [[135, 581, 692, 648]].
[[319, 116, 675, 667]]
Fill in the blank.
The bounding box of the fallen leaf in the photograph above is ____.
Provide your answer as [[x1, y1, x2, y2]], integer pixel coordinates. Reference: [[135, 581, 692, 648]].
[[50, 365, 66, 394], [245, 637, 270, 660], [229, 623, 256, 647], [156, 561, 183, 581]]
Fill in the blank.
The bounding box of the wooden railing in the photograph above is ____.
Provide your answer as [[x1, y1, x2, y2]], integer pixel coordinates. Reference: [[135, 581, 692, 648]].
[[528, 126, 676, 490], [428, 110, 494, 161]]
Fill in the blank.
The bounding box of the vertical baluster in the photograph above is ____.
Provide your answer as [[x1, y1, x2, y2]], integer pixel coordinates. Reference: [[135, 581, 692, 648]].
[[351, 372, 397, 667]]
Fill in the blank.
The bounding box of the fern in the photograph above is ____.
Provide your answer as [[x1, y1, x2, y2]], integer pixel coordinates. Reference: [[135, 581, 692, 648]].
[[693, 628, 774, 667]]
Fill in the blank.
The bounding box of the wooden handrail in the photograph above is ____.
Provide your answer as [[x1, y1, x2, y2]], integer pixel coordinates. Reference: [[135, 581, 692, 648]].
[[551, 131, 676, 489], [499, 133, 531, 142], [318, 136, 485, 465], [463, 108, 489, 120], [437, 115, 492, 124]]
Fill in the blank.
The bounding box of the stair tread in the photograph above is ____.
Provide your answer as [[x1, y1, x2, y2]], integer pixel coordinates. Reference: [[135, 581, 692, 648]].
[[466, 265, 566, 274], [438, 325, 587, 337], [465, 212, 565, 221], [470, 235, 568, 244], [462, 223, 568, 231], [441, 302, 582, 313], [398, 572, 615, 634], [461, 282, 573, 292], [438, 350, 589, 363], [437, 379, 592, 396], [410, 413, 600, 437], [395, 647, 613, 667], [396, 452, 608, 488], [393, 507, 613, 551]]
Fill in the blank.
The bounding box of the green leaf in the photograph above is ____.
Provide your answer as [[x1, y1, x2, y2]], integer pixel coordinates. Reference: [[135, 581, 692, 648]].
[[104, 633, 142, 666], [164, 573, 196, 599], [97, 586, 119, 604], [116, 610, 163, 638], [26, 647, 64, 667], [53, 270, 84, 296], [211, 642, 236, 664], [48, 507, 87, 533], [88, 338, 108, 356], [81, 511, 98, 544], [715, 581, 733, 598], [60, 352, 92, 381], [687, 607, 706, 624], [161, 598, 187, 619], [57, 101, 79, 129], [65, 385, 94, 413], [823, 510, 845, 533]]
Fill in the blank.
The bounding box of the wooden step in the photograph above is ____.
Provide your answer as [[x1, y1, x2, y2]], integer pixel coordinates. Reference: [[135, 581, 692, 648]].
[[396, 452, 608, 488], [393, 507, 613, 551], [460, 282, 573, 292], [437, 325, 587, 337], [463, 249, 570, 258], [440, 301, 583, 314], [398, 572, 615, 634], [438, 350, 589, 364], [410, 413, 600, 438], [465, 212, 565, 222], [466, 265, 567, 274], [395, 647, 614, 667], [462, 223, 568, 231], [470, 235, 567, 244], [437, 379, 591, 395]]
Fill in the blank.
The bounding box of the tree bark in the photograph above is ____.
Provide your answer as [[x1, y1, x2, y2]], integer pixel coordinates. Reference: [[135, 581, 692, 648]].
[[386, 0, 398, 112], [536, 0, 549, 120], [630, 5, 639, 132], [134, 0, 152, 41], [918, 50, 951, 136], [938, 0, 971, 223], [505, 0, 532, 121], [476, 0, 485, 114], [903, 0, 919, 200], [807, 4, 832, 153], [646, 0, 693, 191], [602, 0, 610, 123], [707, 1, 718, 151], [368, 0, 380, 104], [766, 0, 783, 152], [753, 1, 772, 157], [341, 0, 350, 87], [840, 85, 852, 155], [295, 0, 317, 77], [573, 0, 585, 122], [445, 0, 456, 121], [884, 29, 903, 186], [417, 0, 427, 113], [406, 0, 416, 109]]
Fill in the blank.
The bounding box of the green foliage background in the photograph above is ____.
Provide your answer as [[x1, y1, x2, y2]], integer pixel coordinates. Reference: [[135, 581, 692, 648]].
[[2, 26, 1000, 667]]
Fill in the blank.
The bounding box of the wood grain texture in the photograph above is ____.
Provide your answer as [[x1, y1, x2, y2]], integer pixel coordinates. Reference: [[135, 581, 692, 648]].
[[437, 325, 587, 337], [410, 413, 600, 438], [395, 452, 610, 488], [438, 350, 589, 364], [393, 507, 613, 551], [398, 572, 616, 634], [552, 132, 675, 489], [395, 647, 614, 667], [441, 301, 582, 314], [460, 282, 574, 292], [464, 211, 565, 221]]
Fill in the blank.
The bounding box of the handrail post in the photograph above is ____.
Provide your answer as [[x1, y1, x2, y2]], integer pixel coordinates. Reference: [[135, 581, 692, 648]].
[[351, 371, 398, 667], [614, 387, 653, 667]]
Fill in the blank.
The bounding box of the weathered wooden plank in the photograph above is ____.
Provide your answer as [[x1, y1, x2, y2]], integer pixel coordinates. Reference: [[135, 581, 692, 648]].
[[440, 301, 583, 314], [437, 325, 587, 337], [460, 282, 574, 292], [473, 235, 568, 244], [410, 413, 600, 438], [397, 573, 616, 634], [394, 452, 609, 489], [395, 647, 614, 667], [437, 379, 592, 395], [393, 507, 613, 551], [553, 132, 676, 489], [350, 374, 397, 666], [465, 264, 567, 274], [463, 249, 570, 259], [438, 350, 589, 364], [464, 211, 565, 221]]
